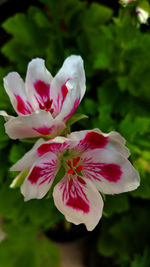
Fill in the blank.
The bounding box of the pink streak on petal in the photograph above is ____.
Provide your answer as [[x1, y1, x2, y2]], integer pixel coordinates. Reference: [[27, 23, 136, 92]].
[[100, 163, 122, 182], [15, 95, 34, 115], [61, 83, 68, 104], [66, 194, 89, 213], [83, 158, 122, 183], [52, 79, 70, 114], [28, 159, 57, 185], [34, 80, 50, 103], [61, 178, 90, 213], [77, 176, 86, 184], [37, 141, 69, 156], [64, 97, 80, 122], [28, 166, 42, 184], [82, 132, 108, 149], [32, 125, 54, 135]]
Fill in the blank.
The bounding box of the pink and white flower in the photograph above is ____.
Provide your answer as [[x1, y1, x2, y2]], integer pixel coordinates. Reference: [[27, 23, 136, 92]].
[[0, 56, 85, 139], [11, 129, 140, 231], [136, 6, 149, 24]]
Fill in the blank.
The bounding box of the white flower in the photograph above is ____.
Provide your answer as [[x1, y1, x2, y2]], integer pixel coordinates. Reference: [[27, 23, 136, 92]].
[[0, 56, 86, 139], [136, 6, 149, 24], [11, 129, 140, 231]]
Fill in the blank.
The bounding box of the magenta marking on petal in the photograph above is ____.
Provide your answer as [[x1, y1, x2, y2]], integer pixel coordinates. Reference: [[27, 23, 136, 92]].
[[54, 93, 60, 112], [100, 163, 122, 182], [34, 80, 54, 113], [34, 80, 50, 102], [77, 176, 86, 184], [28, 159, 57, 185], [64, 97, 80, 122], [37, 141, 69, 156], [28, 166, 42, 184], [61, 178, 90, 213], [15, 95, 33, 115], [61, 83, 68, 104], [82, 158, 122, 183], [82, 158, 102, 181], [81, 132, 108, 150], [66, 194, 90, 213], [33, 125, 54, 135]]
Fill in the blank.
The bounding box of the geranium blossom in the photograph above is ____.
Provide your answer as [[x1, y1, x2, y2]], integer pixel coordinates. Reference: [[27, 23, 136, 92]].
[[136, 6, 149, 24], [11, 129, 140, 231], [0, 55, 85, 139]]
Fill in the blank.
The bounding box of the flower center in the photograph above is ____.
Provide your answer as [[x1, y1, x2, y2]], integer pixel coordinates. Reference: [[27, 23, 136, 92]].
[[39, 99, 54, 114], [66, 157, 83, 176]]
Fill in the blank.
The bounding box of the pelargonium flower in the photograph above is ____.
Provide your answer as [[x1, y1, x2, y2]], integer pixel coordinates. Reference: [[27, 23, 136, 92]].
[[136, 6, 149, 24], [0, 55, 85, 139], [11, 129, 140, 231]]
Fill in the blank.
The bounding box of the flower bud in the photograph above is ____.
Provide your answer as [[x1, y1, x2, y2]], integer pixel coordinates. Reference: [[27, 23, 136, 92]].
[[136, 6, 149, 24]]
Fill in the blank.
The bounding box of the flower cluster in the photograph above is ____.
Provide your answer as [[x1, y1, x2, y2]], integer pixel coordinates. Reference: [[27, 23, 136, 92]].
[[0, 56, 140, 231]]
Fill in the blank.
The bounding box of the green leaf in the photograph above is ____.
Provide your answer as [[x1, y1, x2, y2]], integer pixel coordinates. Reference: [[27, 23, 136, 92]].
[[104, 194, 130, 217], [83, 3, 113, 28], [0, 222, 60, 267], [98, 206, 150, 264], [8, 143, 32, 165], [66, 113, 88, 127], [48, 166, 66, 196], [131, 248, 150, 267]]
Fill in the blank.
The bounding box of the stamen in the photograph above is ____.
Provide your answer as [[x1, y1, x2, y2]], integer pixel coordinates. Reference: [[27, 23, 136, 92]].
[[76, 165, 83, 173], [77, 157, 80, 163], [73, 158, 78, 167], [67, 168, 75, 174]]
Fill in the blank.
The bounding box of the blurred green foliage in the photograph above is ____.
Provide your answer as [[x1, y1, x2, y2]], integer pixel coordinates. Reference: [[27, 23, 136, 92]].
[[0, 0, 150, 266]]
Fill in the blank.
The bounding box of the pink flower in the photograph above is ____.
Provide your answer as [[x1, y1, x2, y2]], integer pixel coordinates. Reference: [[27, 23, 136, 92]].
[[0, 56, 85, 139], [11, 129, 140, 231]]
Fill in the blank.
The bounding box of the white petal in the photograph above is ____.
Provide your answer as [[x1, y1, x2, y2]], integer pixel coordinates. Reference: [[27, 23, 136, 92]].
[[4, 110, 66, 139], [4, 72, 34, 115], [25, 58, 53, 110], [105, 131, 130, 158], [51, 55, 85, 117], [21, 152, 58, 201], [0, 110, 14, 122], [10, 138, 44, 171], [37, 136, 71, 156], [136, 7, 149, 24], [68, 129, 130, 158], [82, 149, 140, 194], [53, 175, 103, 231]]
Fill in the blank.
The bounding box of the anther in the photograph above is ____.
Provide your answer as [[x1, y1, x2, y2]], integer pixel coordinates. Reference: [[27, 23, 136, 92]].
[[76, 165, 83, 173], [73, 158, 78, 167], [67, 168, 75, 174]]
